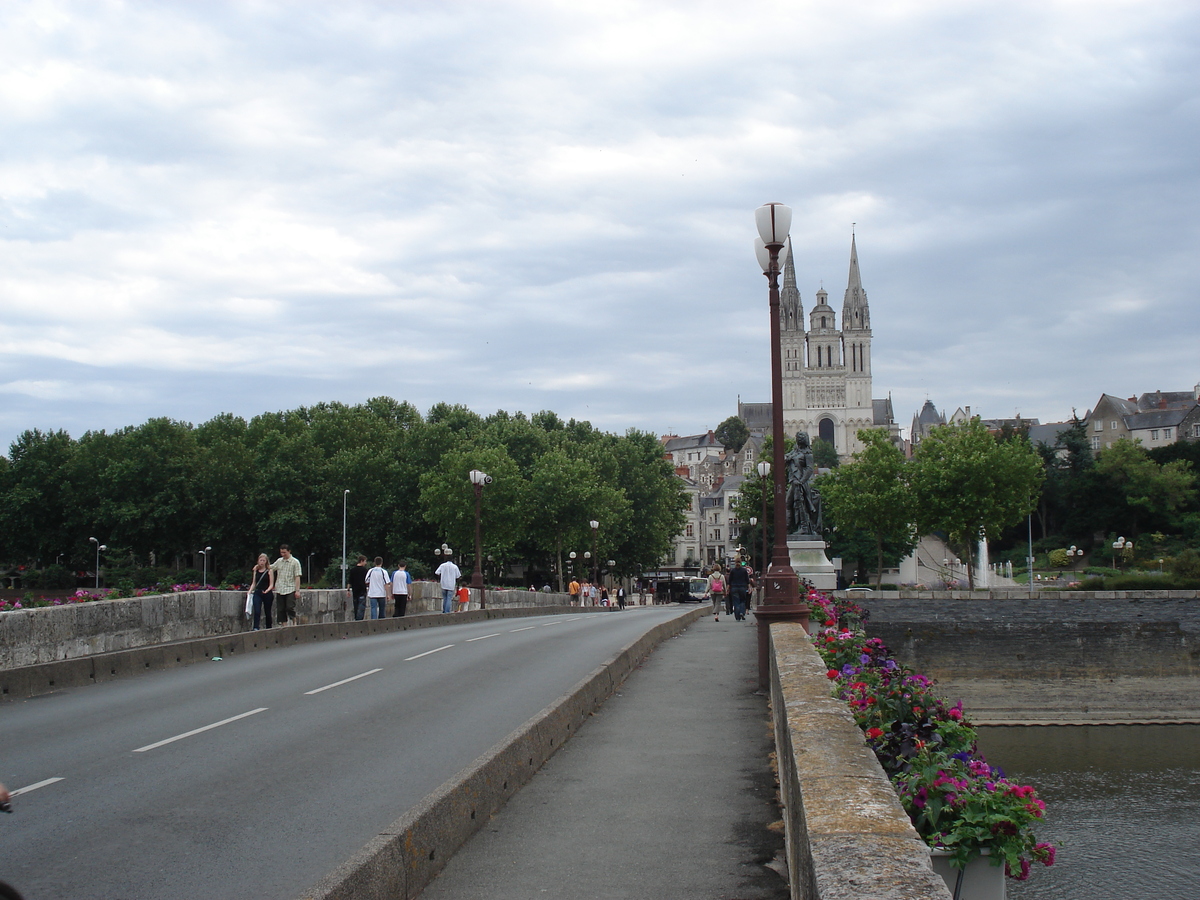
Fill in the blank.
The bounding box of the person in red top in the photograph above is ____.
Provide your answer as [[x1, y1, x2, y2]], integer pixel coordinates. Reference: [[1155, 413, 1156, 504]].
[[455, 584, 470, 612]]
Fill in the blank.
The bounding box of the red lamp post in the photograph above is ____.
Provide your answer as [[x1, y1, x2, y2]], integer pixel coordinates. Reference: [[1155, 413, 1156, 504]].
[[752, 202, 810, 688]]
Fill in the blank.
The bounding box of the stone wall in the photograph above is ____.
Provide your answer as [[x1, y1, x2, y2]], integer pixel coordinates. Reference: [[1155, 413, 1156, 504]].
[[854, 596, 1200, 680], [769, 623, 951, 900], [0, 584, 572, 671]]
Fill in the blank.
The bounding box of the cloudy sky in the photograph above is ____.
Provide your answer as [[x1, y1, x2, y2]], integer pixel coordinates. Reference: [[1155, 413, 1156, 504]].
[[1, 0, 1197, 452]]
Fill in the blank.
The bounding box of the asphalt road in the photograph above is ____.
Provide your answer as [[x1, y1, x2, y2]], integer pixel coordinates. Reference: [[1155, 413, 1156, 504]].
[[1, 606, 695, 900]]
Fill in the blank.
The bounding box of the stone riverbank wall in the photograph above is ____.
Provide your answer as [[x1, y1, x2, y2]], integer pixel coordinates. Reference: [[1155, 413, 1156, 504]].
[[0, 584, 572, 672], [845, 593, 1200, 679]]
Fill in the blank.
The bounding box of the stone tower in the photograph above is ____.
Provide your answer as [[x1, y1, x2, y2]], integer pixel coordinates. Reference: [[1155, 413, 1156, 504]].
[[778, 233, 878, 457]]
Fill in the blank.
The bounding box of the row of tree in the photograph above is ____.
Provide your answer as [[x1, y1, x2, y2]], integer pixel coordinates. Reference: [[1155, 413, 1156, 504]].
[[733, 416, 1200, 587], [0, 399, 688, 589]]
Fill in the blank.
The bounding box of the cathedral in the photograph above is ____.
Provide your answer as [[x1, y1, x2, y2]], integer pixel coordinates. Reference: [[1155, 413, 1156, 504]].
[[739, 233, 899, 458]]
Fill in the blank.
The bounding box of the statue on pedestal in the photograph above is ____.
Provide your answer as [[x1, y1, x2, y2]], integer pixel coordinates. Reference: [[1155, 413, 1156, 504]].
[[785, 431, 823, 538]]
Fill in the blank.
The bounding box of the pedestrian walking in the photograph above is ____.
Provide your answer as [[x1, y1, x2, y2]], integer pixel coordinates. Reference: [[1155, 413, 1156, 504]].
[[271, 545, 303, 625], [366, 556, 390, 619], [391, 560, 411, 617], [455, 584, 470, 612], [707, 565, 726, 622], [569, 578, 580, 605], [348, 554, 368, 621], [616, 585, 626, 610], [727, 559, 754, 621], [435, 555, 461, 614], [250, 553, 275, 630]]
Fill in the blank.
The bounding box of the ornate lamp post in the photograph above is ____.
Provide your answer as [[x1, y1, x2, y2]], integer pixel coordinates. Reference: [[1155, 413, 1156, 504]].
[[469, 469, 492, 609], [341, 489, 350, 589], [752, 202, 809, 687], [199, 546, 212, 586], [589, 520, 599, 586], [89, 536, 106, 590], [757, 459, 770, 607], [1067, 545, 1082, 577]]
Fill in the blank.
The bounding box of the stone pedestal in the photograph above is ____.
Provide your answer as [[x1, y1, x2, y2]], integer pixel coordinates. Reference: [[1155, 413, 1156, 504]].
[[788, 538, 838, 591]]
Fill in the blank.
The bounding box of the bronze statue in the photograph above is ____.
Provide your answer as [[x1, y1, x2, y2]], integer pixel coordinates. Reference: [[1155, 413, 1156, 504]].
[[785, 431, 822, 537]]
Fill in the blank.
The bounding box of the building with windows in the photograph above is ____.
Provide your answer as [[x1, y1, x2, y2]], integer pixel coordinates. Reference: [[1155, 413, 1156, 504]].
[[739, 233, 899, 457], [1084, 389, 1199, 451]]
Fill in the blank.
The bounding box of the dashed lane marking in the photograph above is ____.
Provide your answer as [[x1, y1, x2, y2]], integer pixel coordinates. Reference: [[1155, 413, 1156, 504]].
[[132, 708, 269, 753], [305, 668, 383, 695], [404, 644, 454, 661]]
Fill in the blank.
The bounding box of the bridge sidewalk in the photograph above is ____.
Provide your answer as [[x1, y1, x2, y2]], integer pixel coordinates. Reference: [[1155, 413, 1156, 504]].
[[417, 608, 790, 900]]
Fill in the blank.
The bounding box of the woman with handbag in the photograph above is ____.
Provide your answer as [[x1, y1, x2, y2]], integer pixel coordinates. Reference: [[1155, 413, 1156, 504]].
[[250, 553, 275, 630]]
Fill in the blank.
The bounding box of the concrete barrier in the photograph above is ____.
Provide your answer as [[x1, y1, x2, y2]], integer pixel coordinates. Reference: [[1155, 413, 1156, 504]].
[[769, 623, 951, 900], [0, 605, 610, 700], [299, 605, 708, 900], [0, 584, 576, 671]]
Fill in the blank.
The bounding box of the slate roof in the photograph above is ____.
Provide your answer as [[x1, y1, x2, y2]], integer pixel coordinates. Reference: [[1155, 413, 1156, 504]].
[[1125, 409, 1189, 430]]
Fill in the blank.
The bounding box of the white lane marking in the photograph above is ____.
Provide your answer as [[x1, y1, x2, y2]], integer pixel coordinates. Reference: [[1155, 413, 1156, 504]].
[[404, 644, 454, 661], [11, 777, 64, 797], [304, 668, 383, 695], [508, 626, 536, 633], [540, 621, 564, 627], [466, 633, 502, 642], [133, 708, 268, 753]]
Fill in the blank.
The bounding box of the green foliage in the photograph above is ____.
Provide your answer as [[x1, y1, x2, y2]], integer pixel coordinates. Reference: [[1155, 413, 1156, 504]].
[[819, 429, 915, 586], [1046, 548, 1069, 568], [1172, 548, 1200, 579], [0, 400, 685, 592], [909, 419, 1044, 587], [812, 438, 839, 469], [714, 416, 750, 454], [1094, 438, 1197, 533]]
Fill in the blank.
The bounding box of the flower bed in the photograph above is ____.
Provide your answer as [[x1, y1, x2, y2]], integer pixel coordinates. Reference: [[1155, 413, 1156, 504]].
[[808, 589, 1056, 881]]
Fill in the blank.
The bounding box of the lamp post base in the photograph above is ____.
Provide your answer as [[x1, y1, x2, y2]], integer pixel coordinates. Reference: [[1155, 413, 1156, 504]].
[[753, 567, 810, 690]]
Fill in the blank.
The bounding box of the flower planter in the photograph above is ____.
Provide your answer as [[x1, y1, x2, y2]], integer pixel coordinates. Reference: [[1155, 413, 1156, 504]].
[[930, 848, 1005, 900]]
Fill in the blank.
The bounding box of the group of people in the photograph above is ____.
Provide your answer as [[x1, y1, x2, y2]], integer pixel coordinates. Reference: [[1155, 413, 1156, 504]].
[[567, 578, 626, 609], [705, 560, 755, 622], [346, 553, 472, 618], [247, 544, 305, 630]]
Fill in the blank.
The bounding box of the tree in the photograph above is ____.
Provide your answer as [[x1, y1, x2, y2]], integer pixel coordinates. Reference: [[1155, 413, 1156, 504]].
[[1094, 438, 1196, 537], [714, 416, 750, 454], [812, 438, 839, 469], [819, 429, 915, 587], [909, 418, 1044, 588]]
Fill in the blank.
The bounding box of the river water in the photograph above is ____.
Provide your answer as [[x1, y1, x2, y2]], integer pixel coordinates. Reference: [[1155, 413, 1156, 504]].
[[975, 725, 1200, 900]]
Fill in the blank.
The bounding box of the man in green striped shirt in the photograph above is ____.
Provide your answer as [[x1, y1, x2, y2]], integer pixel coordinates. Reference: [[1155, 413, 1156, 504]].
[[272, 545, 303, 625]]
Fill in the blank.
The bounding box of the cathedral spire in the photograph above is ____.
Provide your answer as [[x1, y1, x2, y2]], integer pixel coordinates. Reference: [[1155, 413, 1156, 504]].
[[780, 240, 803, 332], [842, 231, 870, 331]]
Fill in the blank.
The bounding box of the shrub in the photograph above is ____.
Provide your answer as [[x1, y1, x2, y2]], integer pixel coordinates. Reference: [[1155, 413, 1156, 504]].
[[1173, 548, 1200, 580]]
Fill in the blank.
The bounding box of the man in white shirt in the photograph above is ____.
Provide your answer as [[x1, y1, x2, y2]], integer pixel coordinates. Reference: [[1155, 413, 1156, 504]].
[[391, 560, 411, 617], [366, 556, 391, 619], [435, 556, 461, 614]]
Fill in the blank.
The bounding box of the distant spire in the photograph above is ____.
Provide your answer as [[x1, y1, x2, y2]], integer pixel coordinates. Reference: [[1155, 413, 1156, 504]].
[[842, 230, 870, 331], [780, 241, 803, 332]]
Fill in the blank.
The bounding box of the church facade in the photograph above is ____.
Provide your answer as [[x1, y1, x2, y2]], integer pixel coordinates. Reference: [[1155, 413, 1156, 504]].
[[741, 234, 898, 458]]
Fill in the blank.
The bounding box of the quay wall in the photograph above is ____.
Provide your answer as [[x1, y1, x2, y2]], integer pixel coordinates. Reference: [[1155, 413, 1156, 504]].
[[846, 595, 1200, 680]]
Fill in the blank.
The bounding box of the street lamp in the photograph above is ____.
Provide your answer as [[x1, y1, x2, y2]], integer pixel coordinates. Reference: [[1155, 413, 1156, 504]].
[[307, 552, 315, 586], [752, 202, 808, 687], [341, 489, 351, 589], [199, 546, 212, 586], [756, 459, 770, 605], [589, 520, 599, 586], [1112, 536, 1132, 570], [469, 469, 492, 609], [89, 537, 107, 589], [569, 550, 577, 578], [1067, 545, 1082, 576]]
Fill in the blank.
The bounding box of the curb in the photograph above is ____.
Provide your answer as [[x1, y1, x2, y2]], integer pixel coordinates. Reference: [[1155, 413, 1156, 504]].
[[300, 605, 707, 900]]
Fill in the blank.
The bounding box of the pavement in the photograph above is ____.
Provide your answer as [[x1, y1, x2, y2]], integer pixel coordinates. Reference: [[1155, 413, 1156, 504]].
[[418, 605, 790, 900]]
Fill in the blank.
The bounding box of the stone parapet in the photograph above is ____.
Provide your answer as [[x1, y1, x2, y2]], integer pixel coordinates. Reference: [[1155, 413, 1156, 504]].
[[0, 584, 572, 671], [769, 622, 950, 900]]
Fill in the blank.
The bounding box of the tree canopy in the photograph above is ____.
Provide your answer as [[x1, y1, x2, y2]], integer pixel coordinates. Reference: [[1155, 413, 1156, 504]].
[[909, 418, 1044, 587], [0, 401, 686, 587]]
